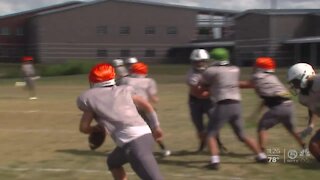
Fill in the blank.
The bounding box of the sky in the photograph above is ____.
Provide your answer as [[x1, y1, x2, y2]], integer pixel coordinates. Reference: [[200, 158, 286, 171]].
[[1, 0, 320, 16]]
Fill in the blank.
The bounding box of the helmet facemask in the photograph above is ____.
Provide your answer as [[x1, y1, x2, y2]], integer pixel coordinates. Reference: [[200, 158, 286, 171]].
[[192, 60, 207, 72], [288, 78, 301, 95]]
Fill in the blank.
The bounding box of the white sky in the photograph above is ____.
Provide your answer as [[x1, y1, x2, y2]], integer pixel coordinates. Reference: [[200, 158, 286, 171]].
[[1, 0, 320, 16]]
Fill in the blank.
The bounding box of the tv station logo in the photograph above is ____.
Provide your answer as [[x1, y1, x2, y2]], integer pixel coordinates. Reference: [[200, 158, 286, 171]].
[[284, 148, 311, 163]]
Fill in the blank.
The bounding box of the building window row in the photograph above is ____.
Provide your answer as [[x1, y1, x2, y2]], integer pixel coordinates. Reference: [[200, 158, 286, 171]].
[[0, 27, 24, 36], [96, 26, 108, 34], [96, 49, 156, 58], [96, 49, 108, 57], [145, 26, 156, 35], [96, 26, 178, 35], [119, 26, 130, 35]]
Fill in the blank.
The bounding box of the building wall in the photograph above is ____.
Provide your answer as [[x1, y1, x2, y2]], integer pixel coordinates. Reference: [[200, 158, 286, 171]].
[[270, 14, 320, 66], [0, 1, 81, 62], [4, 2, 319, 65], [235, 14, 270, 65], [235, 13, 270, 40], [311, 14, 320, 36], [0, 16, 28, 44], [0, 15, 33, 62], [29, 1, 197, 63], [234, 13, 314, 66], [271, 14, 313, 40]]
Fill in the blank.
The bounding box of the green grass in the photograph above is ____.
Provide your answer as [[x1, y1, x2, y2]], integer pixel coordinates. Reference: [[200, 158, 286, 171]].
[[0, 65, 319, 180]]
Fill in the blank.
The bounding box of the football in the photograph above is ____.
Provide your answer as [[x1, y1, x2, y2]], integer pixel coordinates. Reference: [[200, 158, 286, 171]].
[[309, 130, 320, 162], [88, 126, 107, 150]]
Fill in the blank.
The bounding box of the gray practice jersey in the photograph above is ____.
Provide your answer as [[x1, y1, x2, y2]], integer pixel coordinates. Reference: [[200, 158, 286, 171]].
[[186, 68, 203, 87], [252, 72, 290, 98], [21, 63, 36, 77], [202, 65, 241, 103], [299, 75, 320, 116], [115, 66, 129, 78], [121, 76, 157, 101], [77, 85, 151, 147]]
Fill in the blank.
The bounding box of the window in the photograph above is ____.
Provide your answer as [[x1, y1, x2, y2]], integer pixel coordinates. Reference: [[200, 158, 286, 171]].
[[119, 26, 130, 35], [12, 48, 23, 57], [16, 28, 24, 36], [120, 49, 130, 57], [145, 26, 155, 35], [167, 26, 177, 35], [0, 48, 9, 57], [97, 49, 108, 57], [0, 27, 11, 35], [96, 25, 108, 35], [145, 49, 155, 57]]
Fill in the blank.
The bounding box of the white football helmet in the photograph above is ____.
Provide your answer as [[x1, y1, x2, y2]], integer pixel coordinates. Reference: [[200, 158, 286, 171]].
[[126, 57, 138, 64], [287, 63, 315, 89], [112, 59, 124, 66], [190, 49, 209, 71], [190, 49, 210, 61]]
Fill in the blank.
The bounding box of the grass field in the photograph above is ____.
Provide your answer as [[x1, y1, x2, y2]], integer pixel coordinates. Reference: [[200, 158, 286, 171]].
[[0, 64, 319, 180]]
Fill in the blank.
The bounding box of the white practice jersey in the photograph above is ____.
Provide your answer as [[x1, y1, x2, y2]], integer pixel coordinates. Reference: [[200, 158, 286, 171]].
[[252, 72, 290, 97], [115, 66, 129, 78], [299, 75, 320, 116], [202, 65, 241, 103], [186, 68, 203, 87], [121, 76, 157, 101], [21, 63, 35, 77], [77, 85, 151, 147]]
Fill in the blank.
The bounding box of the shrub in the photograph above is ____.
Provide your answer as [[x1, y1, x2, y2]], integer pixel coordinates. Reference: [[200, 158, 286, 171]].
[[0, 63, 22, 78], [40, 61, 96, 76]]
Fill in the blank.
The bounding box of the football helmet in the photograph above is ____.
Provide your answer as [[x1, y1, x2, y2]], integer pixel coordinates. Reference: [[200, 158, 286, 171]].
[[255, 57, 276, 73], [131, 62, 148, 75], [112, 59, 124, 67], [126, 57, 138, 64], [190, 49, 209, 71], [22, 56, 33, 62], [210, 48, 230, 65], [287, 63, 315, 90], [89, 63, 116, 87], [190, 49, 210, 61]]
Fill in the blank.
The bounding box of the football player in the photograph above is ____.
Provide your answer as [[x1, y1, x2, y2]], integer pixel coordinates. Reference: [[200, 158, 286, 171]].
[[21, 56, 38, 100], [111, 59, 129, 85], [77, 63, 164, 180], [201, 48, 268, 170], [287, 63, 320, 161], [125, 57, 138, 73], [120, 62, 171, 156], [240, 57, 306, 151], [186, 49, 227, 153]]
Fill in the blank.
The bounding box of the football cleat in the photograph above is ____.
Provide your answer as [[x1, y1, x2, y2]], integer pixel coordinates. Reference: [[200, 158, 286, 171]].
[[204, 163, 220, 170]]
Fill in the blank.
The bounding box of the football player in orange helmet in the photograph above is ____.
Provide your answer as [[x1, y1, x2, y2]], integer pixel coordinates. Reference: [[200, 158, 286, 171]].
[[77, 63, 164, 179], [240, 57, 306, 152]]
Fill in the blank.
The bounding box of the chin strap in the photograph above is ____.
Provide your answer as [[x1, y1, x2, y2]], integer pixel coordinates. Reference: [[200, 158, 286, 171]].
[[131, 73, 147, 78], [91, 79, 116, 88]]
